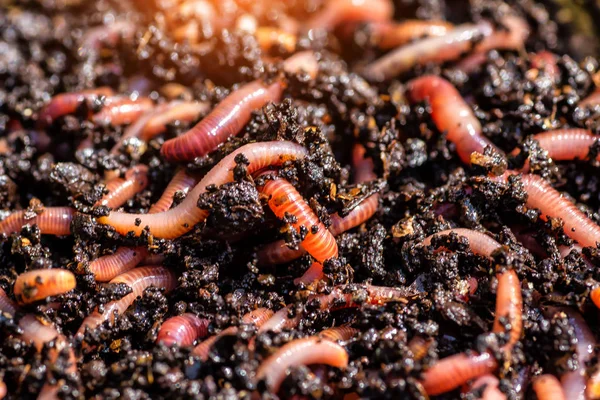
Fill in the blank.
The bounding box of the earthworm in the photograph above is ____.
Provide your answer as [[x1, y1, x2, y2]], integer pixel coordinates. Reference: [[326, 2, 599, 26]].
[[255, 27, 297, 52], [530, 51, 560, 81], [96, 165, 149, 209], [293, 261, 326, 286], [88, 246, 148, 282], [98, 141, 308, 238], [543, 307, 595, 400], [281, 51, 319, 79], [408, 336, 433, 360], [305, 0, 394, 31], [91, 97, 154, 126], [0, 287, 16, 315], [456, 276, 479, 302], [81, 20, 135, 55], [37, 334, 78, 400], [110, 103, 170, 154], [141, 101, 210, 142], [160, 80, 283, 162], [192, 307, 273, 359], [0, 207, 74, 236], [533, 374, 566, 400], [319, 326, 359, 342], [492, 269, 522, 347], [580, 89, 600, 109], [259, 284, 415, 333], [474, 16, 529, 55], [77, 266, 177, 336], [498, 173, 600, 248], [156, 313, 210, 346], [148, 169, 199, 213], [0, 381, 5, 399], [422, 228, 501, 256], [408, 75, 501, 164], [587, 368, 600, 399], [591, 286, 600, 309], [255, 336, 349, 392], [259, 144, 377, 266], [467, 375, 506, 399], [369, 20, 454, 50], [14, 269, 76, 305], [257, 174, 338, 264], [37, 87, 114, 127], [420, 351, 498, 395]]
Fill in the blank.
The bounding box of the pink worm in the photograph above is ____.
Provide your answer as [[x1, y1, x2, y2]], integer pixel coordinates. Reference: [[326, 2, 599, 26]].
[[305, 0, 394, 31], [160, 80, 283, 162], [98, 141, 308, 239], [466, 375, 506, 399], [77, 266, 177, 336], [580, 89, 600, 108], [408, 75, 500, 164], [89, 170, 198, 282], [255, 336, 349, 392], [281, 51, 319, 79], [156, 313, 210, 346], [141, 101, 210, 141], [0, 207, 74, 236], [530, 51, 560, 81], [533, 374, 567, 400], [369, 20, 454, 50], [91, 97, 154, 126], [319, 326, 360, 342], [37, 87, 114, 127], [96, 165, 149, 209]]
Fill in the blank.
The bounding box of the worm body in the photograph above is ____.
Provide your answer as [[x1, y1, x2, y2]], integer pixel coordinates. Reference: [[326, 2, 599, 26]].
[[305, 0, 393, 31], [370, 20, 454, 50], [258, 175, 338, 264], [38, 87, 114, 127], [591, 287, 600, 310], [525, 129, 599, 163], [77, 266, 177, 335], [493, 269, 522, 347], [530, 51, 560, 81], [468, 375, 506, 399], [533, 374, 566, 400], [92, 97, 154, 126], [281, 51, 319, 79], [96, 165, 149, 209], [161, 80, 283, 162], [141, 101, 209, 141], [580, 89, 600, 108], [14, 269, 76, 305], [157, 313, 209, 346], [0, 207, 74, 236], [149, 169, 199, 214], [319, 326, 359, 342], [255, 336, 349, 392], [98, 141, 308, 239], [422, 228, 501, 256], [256, 27, 297, 52], [0, 288, 16, 315], [408, 76, 499, 164], [89, 246, 148, 282]]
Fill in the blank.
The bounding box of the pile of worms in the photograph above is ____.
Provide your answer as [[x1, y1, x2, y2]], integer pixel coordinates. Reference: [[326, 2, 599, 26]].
[[2, 0, 600, 398]]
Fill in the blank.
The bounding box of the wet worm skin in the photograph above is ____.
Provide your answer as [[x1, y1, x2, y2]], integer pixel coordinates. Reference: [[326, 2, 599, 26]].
[[149, 169, 199, 214], [37, 87, 114, 127], [319, 326, 359, 342], [192, 308, 273, 359], [517, 129, 599, 164], [98, 141, 308, 239], [281, 51, 319, 79], [501, 173, 600, 248], [0, 287, 17, 315], [543, 307, 595, 400], [88, 246, 148, 282], [420, 352, 498, 395], [370, 20, 454, 50], [591, 286, 600, 310], [0, 207, 74, 236], [468, 375, 506, 400], [533, 374, 567, 400], [305, 0, 394, 31], [492, 269, 523, 347], [156, 313, 209, 347], [77, 266, 177, 336], [408, 75, 500, 164], [422, 228, 501, 256], [96, 165, 149, 209], [14, 269, 76, 305], [160, 80, 283, 162], [530, 51, 560, 81], [255, 336, 349, 392], [257, 175, 338, 264], [141, 101, 209, 141], [587, 368, 600, 399], [91, 97, 154, 126]]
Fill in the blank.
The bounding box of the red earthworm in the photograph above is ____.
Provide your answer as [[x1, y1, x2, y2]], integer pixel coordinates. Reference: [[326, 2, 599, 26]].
[[259, 284, 414, 333], [305, 0, 393, 31], [77, 266, 177, 336], [0, 381, 5, 399], [37, 334, 78, 400], [281, 51, 319, 79], [408, 336, 433, 360], [160, 80, 283, 162], [474, 16, 529, 55], [98, 141, 308, 238], [407, 75, 500, 164], [0, 287, 17, 315], [580, 89, 600, 109], [467, 375, 506, 399], [543, 307, 594, 400], [192, 308, 273, 359], [255, 336, 349, 392], [91, 97, 154, 126], [420, 351, 498, 395], [533, 374, 566, 400], [293, 261, 326, 286], [37, 87, 114, 127], [81, 20, 135, 54], [255, 27, 297, 53], [591, 286, 600, 309], [422, 228, 501, 256], [88, 246, 148, 282], [0, 207, 74, 236], [587, 368, 600, 399], [454, 52, 489, 73], [149, 169, 199, 214], [13, 269, 76, 305], [456, 276, 479, 302], [492, 269, 522, 347], [497, 173, 600, 248], [319, 326, 359, 342], [95, 165, 149, 209], [352, 143, 377, 182], [156, 313, 210, 347], [530, 51, 560, 81], [369, 20, 454, 50], [257, 174, 338, 264], [110, 103, 170, 154], [141, 101, 210, 142]]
